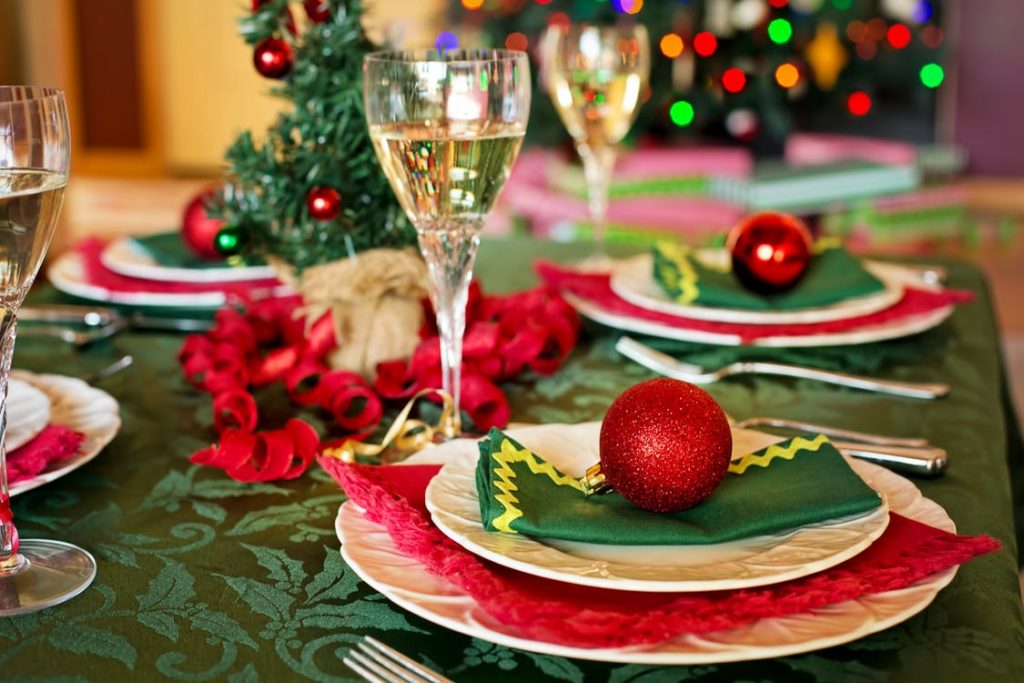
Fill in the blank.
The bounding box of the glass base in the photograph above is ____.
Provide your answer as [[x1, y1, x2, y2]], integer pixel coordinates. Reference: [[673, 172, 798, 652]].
[[0, 539, 97, 616]]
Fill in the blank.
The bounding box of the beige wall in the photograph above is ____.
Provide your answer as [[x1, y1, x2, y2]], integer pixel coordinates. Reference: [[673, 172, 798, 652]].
[[154, 0, 444, 174]]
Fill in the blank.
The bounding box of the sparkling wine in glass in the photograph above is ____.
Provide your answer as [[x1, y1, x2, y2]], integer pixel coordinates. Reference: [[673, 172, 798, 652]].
[[364, 50, 530, 426], [0, 86, 96, 615], [543, 24, 650, 254]]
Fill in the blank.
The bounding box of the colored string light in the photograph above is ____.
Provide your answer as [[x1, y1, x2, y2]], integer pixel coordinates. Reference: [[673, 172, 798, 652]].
[[435, 31, 458, 53], [722, 67, 747, 93], [461, 0, 484, 9], [612, 0, 644, 14], [670, 100, 695, 127], [505, 32, 528, 51], [775, 63, 800, 88], [768, 18, 793, 45], [887, 23, 911, 49], [847, 91, 872, 116], [660, 33, 685, 58], [693, 32, 718, 57], [920, 62, 944, 88]]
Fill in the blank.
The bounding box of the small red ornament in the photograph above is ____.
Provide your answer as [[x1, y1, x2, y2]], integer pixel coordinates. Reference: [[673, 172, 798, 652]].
[[303, 0, 332, 22], [181, 189, 227, 260], [727, 212, 813, 295], [307, 187, 342, 221], [596, 378, 733, 513], [253, 38, 294, 79]]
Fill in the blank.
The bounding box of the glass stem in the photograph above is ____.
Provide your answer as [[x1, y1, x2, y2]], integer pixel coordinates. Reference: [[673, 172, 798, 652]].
[[580, 145, 616, 252], [418, 223, 480, 434], [0, 315, 18, 569]]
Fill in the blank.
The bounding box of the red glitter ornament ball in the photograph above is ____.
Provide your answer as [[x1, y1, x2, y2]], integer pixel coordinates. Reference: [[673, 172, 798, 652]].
[[181, 189, 226, 260], [306, 187, 342, 221], [727, 212, 813, 295], [598, 378, 732, 513], [253, 38, 294, 79]]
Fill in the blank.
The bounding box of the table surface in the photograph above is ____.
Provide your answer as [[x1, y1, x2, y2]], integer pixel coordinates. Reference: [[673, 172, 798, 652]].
[[4, 239, 1023, 682]]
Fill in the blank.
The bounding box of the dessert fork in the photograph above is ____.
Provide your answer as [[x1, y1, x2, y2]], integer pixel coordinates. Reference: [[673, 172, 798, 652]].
[[343, 636, 451, 683]]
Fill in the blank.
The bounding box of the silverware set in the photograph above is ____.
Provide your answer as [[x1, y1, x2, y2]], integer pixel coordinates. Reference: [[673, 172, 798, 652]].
[[19, 304, 212, 347], [344, 636, 451, 683]]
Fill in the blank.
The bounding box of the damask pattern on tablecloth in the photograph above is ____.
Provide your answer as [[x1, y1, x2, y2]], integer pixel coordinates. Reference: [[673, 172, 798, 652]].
[[2, 244, 1022, 682]]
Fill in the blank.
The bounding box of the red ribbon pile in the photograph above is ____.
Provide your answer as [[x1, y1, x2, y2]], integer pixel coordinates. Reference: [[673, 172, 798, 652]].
[[179, 283, 579, 482]]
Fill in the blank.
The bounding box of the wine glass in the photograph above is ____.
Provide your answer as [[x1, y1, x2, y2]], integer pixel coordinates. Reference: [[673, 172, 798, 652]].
[[0, 86, 96, 615], [363, 50, 530, 427], [542, 24, 650, 255]]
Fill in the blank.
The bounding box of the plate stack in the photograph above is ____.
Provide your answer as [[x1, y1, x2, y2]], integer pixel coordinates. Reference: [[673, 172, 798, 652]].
[[47, 234, 286, 311], [538, 247, 970, 347], [334, 422, 990, 664], [6, 371, 121, 497]]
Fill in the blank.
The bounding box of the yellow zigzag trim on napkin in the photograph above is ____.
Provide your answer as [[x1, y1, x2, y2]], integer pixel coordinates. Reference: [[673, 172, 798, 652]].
[[728, 434, 830, 475], [490, 438, 584, 534], [812, 236, 843, 254], [655, 242, 700, 304]]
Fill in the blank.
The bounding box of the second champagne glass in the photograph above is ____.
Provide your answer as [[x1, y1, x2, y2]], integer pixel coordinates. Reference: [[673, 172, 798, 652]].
[[363, 50, 530, 427], [543, 24, 650, 254]]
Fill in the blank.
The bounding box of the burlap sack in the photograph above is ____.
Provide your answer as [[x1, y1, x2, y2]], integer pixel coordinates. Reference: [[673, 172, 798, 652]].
[[272, 248, 428, 377]]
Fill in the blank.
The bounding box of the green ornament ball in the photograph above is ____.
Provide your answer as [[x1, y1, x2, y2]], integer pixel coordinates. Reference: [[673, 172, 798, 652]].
[[214, 226, 244, 256]]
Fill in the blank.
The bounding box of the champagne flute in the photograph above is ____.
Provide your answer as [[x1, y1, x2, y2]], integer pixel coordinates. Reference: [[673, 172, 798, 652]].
[[363, 50, 530, 427], [0, 86, 96, 615], [542, 24, 650, 255]]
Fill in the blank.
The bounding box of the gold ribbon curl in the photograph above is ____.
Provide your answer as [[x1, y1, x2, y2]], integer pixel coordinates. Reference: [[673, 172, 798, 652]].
[[321, 388, 460, 464]]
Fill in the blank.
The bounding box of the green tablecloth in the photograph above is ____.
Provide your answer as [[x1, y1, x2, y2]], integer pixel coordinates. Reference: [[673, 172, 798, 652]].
[[4, 239, 1023, 682]]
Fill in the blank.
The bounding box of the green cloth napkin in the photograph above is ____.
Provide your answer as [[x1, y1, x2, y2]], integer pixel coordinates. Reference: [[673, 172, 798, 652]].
[[652, 242, 886, 311], [476, 428, 881, 545], [133, 232, 264, 269]]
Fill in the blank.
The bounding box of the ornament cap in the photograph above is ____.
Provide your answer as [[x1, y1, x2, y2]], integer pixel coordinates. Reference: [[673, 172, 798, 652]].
[[581, 463, 610, 497]]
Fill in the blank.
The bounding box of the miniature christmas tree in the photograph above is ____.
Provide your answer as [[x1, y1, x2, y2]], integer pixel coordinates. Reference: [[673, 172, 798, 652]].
[[216, 0, 416, 271]]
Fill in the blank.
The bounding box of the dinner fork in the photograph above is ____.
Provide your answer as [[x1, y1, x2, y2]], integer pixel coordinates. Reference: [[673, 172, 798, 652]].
[[343, 636, 452, 683], [616, 336, 950, 399]]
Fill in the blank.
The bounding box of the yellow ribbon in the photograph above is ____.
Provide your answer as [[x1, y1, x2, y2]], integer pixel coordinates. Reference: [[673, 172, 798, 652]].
[[321, 388, 460, 464]]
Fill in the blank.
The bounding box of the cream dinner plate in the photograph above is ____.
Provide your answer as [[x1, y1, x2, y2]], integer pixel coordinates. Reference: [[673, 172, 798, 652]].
[[6, 378, 51, 452], [8, 371, 121, 497], [337, 453, 955, 665], [610, 252, 906, 324], [101, 236, 276, 284], [424, 422, 890, 592]]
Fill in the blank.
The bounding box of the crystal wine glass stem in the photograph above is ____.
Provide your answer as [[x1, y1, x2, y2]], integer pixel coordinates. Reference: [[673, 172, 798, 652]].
[[418, 223, 480, 432], [0, 315, 17, 568], [580, 145, 616, 251]]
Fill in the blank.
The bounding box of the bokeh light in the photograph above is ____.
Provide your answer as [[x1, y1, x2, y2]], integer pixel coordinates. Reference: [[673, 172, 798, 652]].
[[847, 91, 872, 116], [660, 33, 685, 58], [435, 31, 458, 53], [669, 100, 695, 127], [722, 67, 747, 93], [886, 23, 911, 49], [612, 0, 644, 14], [768, 18, 793, 45], [505, 32, 528, 51], [775, 63, 800, 88], [461, 0, 484, 9], [919, 62, 944, 88], [693, 32, 718, 57]]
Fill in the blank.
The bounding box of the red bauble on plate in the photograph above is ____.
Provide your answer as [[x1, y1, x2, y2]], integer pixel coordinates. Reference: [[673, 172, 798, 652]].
[[181, 189, 226, 260], [727, 212, 813, 295], [598, 378, 733, 512], [307, 186, 342, 221], [253, 38, 294, 79]]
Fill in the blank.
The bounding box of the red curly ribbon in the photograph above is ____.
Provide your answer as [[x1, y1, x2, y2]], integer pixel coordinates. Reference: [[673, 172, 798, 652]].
[[179, 280, 579, 482]]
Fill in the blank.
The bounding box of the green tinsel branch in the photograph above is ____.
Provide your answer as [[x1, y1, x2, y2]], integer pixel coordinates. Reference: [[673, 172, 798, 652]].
[[216, 0, 415, 272]]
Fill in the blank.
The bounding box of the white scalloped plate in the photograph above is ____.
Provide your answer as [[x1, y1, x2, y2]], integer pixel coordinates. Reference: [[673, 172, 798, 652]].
[[611, 253, 906, 324], [337, 453, 957, 664], [8, 371, 121, 497], [6, 378, 51, 452], [424, 422, 889, 592], [101, 236, 276, 283]]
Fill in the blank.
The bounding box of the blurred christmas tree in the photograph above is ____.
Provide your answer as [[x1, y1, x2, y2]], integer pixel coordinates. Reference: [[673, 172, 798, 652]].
[[216, 0, 416, 271], [450, 0, 947, 153]]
